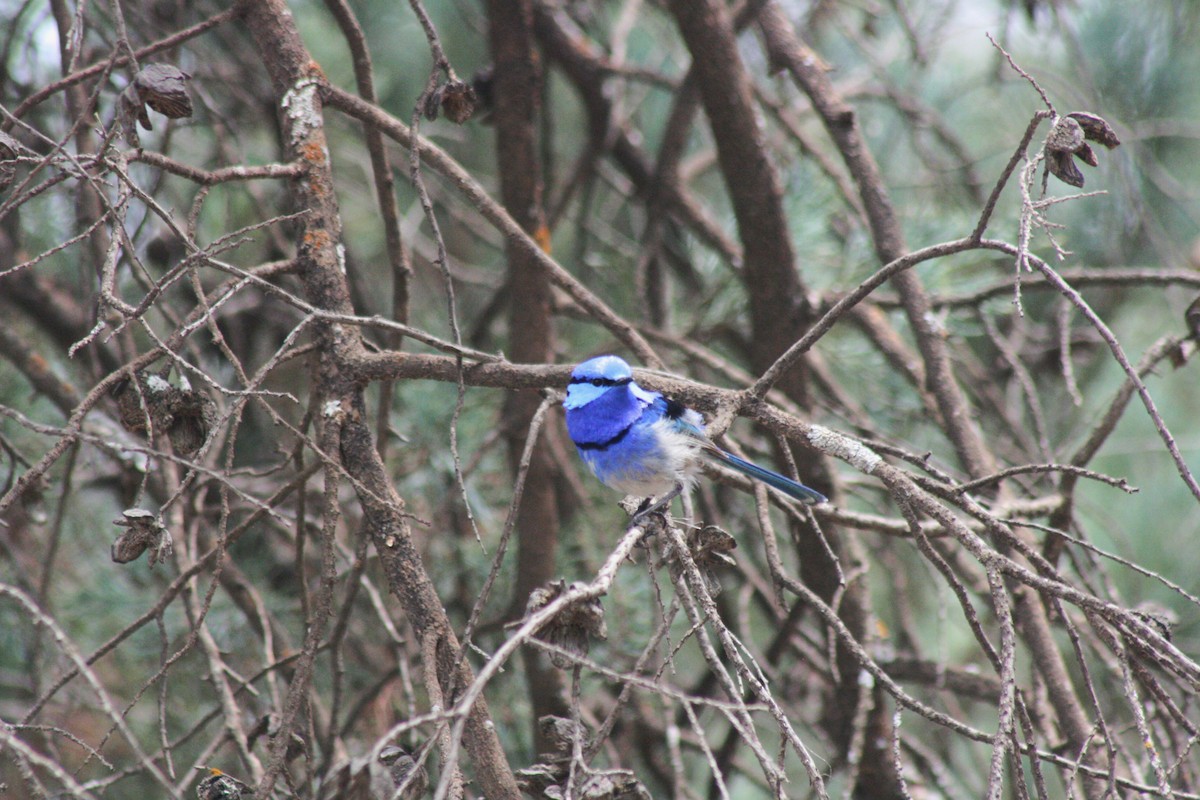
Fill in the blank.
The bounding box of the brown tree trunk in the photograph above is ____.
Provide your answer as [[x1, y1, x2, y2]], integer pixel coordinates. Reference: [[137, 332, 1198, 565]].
[[486, 0, 570, 752]]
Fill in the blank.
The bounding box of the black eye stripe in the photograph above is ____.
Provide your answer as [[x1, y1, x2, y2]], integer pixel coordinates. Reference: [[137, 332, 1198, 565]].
[[568, 376, 631, 387]]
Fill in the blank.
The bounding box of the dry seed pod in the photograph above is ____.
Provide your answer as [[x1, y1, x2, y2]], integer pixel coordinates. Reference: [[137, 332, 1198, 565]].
[[118, 63, 193, 145], [661, 524, 738, 596], [112, 374, 153, 435], [1045, 148, 1084, 188], [525, 579, 607, 669], [1043, 112, 1120, 189], [1045, 115, 1084, 153], [317, 745, 427, 800], [112, 508, 173, 566], [538, 715, 592, 762], [158, 382, 217, 458], [1068, 111, 1121, 149], [195, 767, 251, 800], [379, 746, 427, 799], [423, 80, 478, 124], [545, 770, 652, 800], [0, 130, 19, 160], [688, 524, 738, 566], [1044, 116, 1086, 188], [0, 130, 21, 192], [112, 372, 215, 457], [1186, 296, 1200, 341], [135, 64, 194, 119], [438, 80, 476, 124]]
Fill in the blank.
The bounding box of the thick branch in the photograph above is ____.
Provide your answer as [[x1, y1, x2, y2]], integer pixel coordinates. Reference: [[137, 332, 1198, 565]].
[[237, 1, 519, 795]]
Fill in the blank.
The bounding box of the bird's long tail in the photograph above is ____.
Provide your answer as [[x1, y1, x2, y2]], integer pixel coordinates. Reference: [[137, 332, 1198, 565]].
[[709, 449, 827, 505]]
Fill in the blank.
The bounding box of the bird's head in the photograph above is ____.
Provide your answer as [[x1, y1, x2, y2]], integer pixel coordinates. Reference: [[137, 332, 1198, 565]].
[[564, 355, 633, 409]]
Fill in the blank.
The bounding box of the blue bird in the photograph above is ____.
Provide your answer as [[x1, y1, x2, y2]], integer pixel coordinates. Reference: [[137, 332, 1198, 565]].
[[563, 355, 826, 515]]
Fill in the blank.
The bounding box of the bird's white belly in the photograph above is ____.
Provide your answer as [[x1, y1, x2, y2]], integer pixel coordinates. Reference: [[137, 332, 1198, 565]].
[[583, 417, 701, 497]]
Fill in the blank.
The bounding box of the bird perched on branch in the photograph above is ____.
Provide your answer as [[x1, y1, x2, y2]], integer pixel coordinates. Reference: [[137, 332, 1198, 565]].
[[563, 355, 826, 516]]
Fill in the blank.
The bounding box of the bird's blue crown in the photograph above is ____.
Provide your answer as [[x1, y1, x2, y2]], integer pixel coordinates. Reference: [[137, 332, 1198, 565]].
[[565, 355, 634, 408], [570, 355, 632, 383]]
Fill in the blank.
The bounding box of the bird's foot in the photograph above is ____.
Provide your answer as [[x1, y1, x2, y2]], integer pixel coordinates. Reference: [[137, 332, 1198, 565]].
[[628, 485, 683, 538]]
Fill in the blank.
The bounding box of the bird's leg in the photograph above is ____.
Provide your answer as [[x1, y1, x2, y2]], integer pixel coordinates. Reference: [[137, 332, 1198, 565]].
[[630, 483, 683, 527]]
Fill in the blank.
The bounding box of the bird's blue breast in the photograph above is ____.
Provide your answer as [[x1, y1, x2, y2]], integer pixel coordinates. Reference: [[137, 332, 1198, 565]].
[[565, 387, 695, 495]]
